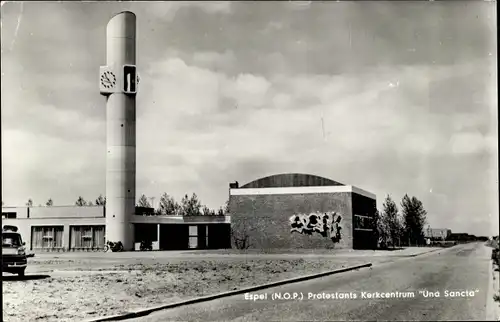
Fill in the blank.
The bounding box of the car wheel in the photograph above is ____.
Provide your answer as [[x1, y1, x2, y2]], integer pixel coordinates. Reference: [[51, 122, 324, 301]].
[[17, 268, 25, 277]]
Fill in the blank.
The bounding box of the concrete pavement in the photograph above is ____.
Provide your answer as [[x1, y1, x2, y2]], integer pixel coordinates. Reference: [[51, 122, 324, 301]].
[[130, 243, 490, 321]]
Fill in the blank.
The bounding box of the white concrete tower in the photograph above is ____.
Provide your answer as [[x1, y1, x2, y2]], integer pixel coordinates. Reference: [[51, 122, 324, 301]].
[[99, 11, 137, 251]]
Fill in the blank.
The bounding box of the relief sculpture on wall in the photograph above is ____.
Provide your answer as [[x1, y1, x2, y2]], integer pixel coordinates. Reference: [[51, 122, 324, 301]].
[[289, 212, 343, 243]]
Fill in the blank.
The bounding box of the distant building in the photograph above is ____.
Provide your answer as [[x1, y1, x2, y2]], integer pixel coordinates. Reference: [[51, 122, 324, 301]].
[[229, 173, 377, 250], [448, 233, 474, 243], [424, 228, 452, 241]]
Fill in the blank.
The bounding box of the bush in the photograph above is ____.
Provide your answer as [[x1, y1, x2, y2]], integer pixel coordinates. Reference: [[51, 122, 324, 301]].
[[492, 248, 500, 266]]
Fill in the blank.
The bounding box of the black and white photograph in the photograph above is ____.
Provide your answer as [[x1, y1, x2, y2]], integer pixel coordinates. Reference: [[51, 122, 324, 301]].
[[1, 1, 498, 321]]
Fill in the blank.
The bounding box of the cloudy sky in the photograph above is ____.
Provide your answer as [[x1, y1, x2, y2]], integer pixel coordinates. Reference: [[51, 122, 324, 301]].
[[1, 1, 497, 236]]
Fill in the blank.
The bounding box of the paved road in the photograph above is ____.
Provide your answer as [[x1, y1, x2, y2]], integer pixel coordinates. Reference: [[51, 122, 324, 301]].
[[133, 243, 491, 321]]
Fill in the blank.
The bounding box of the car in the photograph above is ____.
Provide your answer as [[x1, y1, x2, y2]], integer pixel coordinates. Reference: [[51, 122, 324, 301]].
[[2, 225, 31, 276]]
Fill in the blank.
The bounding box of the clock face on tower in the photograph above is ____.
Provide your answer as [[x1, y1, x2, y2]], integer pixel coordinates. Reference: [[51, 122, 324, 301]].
[[100, 71, 116, 89]]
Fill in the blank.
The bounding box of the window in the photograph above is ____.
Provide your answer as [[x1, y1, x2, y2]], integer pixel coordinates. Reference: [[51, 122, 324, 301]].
[[206, 225, 209, 248], [123, 65, 136, 93], [354, 215, 373, 231], [2, 233, 22, 247], [189, 225, 198, 236], [2, 212, 17, 219], [31, 226, 64, 250], [70, 225, 105, 250], [188, 225, 198, 249]]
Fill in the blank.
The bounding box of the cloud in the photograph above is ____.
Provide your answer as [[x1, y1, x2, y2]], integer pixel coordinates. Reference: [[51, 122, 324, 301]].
[[138, 53, 496, 172], [192, 50, 237, 70], [222, 74, 272, 109], [451, 131, 494, 155], [0, 1, 496, 237], [2, 129, 105, 205], [141, 1, 231, 20]]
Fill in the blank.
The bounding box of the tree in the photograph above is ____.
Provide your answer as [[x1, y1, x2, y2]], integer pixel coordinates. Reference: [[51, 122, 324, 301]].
[[401, 194, 427, 246], [397, 211, 405, 246], [231, 217, 256, 249], [401, 195, 413, 246], [46, 198, 54, 207], [180, 194, 189, 215], [411, 196, 427, 245], [95, 194, 106, 206], [217, 206, 225, 216], [26, 199, 33, 207], [157, 193, 180, 215], [75, 196, 87, 206], [374, 209, 388, 249], [137, 194, 151, 208], [201, 205, 211, 216], [231, 227, 251, 249], [224, 198, 230, 214], [181, 193, 201, 216], [173, 201, 182, 215], [381, 195, 402, 248], [88, 201, 94, 206]]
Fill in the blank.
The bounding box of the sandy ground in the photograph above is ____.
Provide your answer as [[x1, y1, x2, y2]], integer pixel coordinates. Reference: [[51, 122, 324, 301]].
[[3, 255, 385, 322], [2, 247, 441, 322], [188, 247, 443, 257]]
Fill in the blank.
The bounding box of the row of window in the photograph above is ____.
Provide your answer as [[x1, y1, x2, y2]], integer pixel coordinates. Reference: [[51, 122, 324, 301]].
[[29, 225, 209, 250], [31, 225, 105, 250], [2, 212, 17, 219]]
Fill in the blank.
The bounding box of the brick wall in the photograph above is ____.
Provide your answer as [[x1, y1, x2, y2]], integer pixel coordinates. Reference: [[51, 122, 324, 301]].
[[229, 192, 353, 249]]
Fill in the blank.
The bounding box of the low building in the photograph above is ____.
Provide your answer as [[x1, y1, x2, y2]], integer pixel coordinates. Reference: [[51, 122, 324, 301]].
[[424, 228, 452, 241], [1, 206, 231, 252], [448, 233, 474, 243], [229, 173, 377, 250]]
